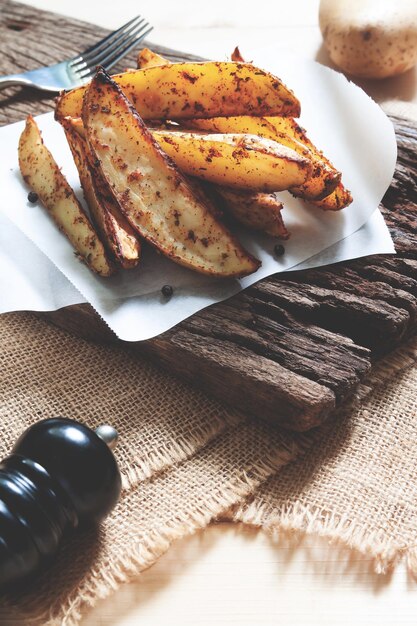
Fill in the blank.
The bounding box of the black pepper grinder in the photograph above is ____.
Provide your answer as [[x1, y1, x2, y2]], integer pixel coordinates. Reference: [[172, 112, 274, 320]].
[[0, 417, 121, 591]]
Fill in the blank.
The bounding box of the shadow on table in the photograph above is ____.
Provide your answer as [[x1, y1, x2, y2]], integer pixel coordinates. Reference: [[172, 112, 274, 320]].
[[77, 520, 416, 626], [315, 42, 417, 106], [261, 526, 394, 593], [0, 524, 103, 626]]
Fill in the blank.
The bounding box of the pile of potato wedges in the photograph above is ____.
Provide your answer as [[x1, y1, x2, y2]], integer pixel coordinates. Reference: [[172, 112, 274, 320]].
[[18, 48, 352, 278]]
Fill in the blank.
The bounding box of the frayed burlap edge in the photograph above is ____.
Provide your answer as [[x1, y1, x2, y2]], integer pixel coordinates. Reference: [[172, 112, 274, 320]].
[[121, 409, 243, 490], [232, 335, 417, 577], [18, 337, 417, 625], [235, 501, 407, 575], [8, 429, 313, 626]]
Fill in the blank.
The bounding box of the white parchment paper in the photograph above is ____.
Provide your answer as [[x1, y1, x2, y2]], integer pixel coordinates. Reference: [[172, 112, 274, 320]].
[[0, 57, 396, 341]]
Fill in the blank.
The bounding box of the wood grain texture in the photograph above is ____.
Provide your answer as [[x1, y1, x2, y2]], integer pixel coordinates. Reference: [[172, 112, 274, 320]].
[[1, 1, 416, 430], [0, 0, 202, 125]]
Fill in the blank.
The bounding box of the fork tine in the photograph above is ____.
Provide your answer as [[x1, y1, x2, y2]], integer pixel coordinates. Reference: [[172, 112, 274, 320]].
[[77, 24, 153, 78], [78, 18, 147, 68], [70, 15, 143, 67], [102, 25, 154, 72]]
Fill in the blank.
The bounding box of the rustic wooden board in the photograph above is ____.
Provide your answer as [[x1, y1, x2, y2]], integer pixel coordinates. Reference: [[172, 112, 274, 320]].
[[1, 1, 416, 430]]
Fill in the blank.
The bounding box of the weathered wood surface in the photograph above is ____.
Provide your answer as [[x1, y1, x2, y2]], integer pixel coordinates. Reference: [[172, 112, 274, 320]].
[[1, 1, 416, 430], [0, 0, 202, 125]]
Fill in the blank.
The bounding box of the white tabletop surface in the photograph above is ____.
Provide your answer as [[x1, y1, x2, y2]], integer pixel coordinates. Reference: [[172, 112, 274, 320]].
[[15, 1, 417, 624]]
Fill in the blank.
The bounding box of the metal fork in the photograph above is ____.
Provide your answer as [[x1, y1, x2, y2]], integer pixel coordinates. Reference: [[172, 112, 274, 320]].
[[0, 16, 153, 93]]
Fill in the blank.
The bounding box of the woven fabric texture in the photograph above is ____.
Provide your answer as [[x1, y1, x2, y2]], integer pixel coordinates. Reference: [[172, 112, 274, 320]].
[[0, 312, 416, 625], [0, 313, 308, 625], [234, 339, 417, 574]]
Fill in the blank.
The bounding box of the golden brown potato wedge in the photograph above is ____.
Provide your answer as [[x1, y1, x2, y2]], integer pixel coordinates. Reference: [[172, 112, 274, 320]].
[[137, 48, 170, 69], [266, 116, 345, 201], [152, 129, 312, 191], [231, 46, 246, 63], [138, 46, 248, 69], [56, 61, 300, 120], [137, 49, 345, 205], [181, 116, 340, 201], [71, 115, 287, 237], [310, 182, 353, 210], [180, 115, 306, 152], [61, 118, 141, 269], [18, 116, 114, 277], [215, 188, 289, 239], [267, 116, 321, 153], [127, 51, 290, 238], [82, 68, 260, 278]]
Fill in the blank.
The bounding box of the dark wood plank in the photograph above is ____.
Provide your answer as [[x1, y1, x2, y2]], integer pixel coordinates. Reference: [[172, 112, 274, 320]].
[[2, 1, 416, 430], [0, 0, 202, 125]]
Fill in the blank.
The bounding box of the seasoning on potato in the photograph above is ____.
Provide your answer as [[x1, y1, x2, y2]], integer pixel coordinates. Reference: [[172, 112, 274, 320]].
[[19, 51, 353, 281], [18, 116, 114, 277]]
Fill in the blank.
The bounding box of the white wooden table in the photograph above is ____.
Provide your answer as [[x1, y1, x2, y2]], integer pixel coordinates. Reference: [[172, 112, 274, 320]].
[[18, 1, 417, 623]]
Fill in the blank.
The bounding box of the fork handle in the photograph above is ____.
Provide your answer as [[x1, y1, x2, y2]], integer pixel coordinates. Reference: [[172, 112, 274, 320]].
[[0, 74, 35, 91]]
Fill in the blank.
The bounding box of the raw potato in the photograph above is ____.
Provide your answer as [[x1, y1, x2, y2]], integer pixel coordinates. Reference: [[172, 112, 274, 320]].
[[183, 116, 340, 200], [83, 68, 260, 278], [152, 129, 313, 192], [319, 0, 417, 79], [215, 188, 289, 239], [18, 116, 114, 277], [56, 61, 301, 120], [61, 118, 141, 269]]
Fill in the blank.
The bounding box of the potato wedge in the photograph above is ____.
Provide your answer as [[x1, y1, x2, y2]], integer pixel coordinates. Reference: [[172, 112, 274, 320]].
[[181, 116, 340, 201], [267, 116, 333, 163], [266, 116, 346, 201], [61, 118, 141, 269], [310, 182, 353, 210], [18, 116, 114, 277], [124, 51, 289, 238], [71, 116, 287, 237], [133, 49, 348, 208], [152, 130, 312, 191], [180, 115, 307, 152], [215, 188, 289, 239], [82, 68, 260, 278], [137, 47, 170, 69], [231, 46, 246, 63], [56, 61, 301, 120]]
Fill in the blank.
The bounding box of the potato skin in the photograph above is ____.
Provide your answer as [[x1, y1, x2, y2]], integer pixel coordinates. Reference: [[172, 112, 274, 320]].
[[184, 116, 340, 201], [83, 68, 260, 278], [310, 182, 353, 211], [215, 188, 289, 239], [56, 61, 300, 120], [320, 0, 417, 79], [153, 129, 312, 192], [61, 118, 141, 269], [18, 116, 114, 276]]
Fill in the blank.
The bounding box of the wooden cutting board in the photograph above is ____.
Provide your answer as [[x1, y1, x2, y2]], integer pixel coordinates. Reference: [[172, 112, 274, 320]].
[[2, 0, 416, 430]]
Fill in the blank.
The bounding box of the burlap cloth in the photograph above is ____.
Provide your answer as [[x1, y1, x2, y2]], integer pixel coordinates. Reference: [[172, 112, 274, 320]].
[[0, 311, 416, 625]]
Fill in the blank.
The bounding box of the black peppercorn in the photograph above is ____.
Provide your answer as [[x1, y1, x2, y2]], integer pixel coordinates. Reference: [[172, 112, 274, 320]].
[[274, 244, 285, 257], [161, 284, 173, 298], [27, 191, 39, 204], [94, 159, 100, 168]]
